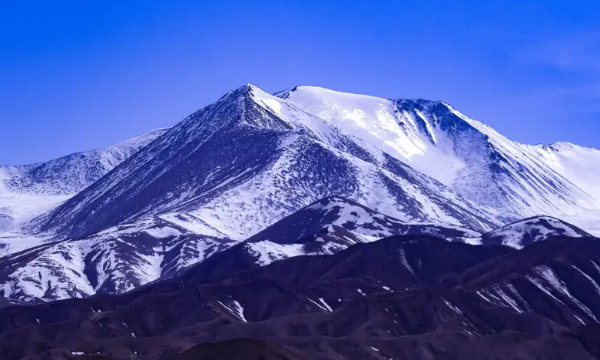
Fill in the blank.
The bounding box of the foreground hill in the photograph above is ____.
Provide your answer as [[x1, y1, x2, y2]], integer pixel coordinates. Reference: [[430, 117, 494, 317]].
[[0, 233, 599, 360]]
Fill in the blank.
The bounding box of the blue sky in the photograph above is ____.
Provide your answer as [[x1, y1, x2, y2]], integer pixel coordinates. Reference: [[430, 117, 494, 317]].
[[1, 0, 600, 164]]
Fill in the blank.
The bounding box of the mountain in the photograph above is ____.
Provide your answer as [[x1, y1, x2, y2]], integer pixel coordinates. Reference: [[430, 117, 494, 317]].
[[0, 83, 598, 304], [167, 197, 486, 286], [0, 128, 168, 234], [33, 84, 600, 243], [141, 201, 594, 291], [8, 195, 590, 303], [0, 197, 480, 302], [450, 235, 600, 326], [244, 196, 482, 244], [34, 84, 496, 242], [0, 235, 599, 360], [29, 339, 312, 360], [279, 86, 600, 234], [481, 215, 591, 248], [0, 216, 234, 302]]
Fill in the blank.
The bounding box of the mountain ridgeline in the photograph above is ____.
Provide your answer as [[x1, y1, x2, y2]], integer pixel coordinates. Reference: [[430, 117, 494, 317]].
[[0, 84, 599, 359]]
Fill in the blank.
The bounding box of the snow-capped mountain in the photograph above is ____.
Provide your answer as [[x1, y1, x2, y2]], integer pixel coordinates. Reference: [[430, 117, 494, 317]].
[[279, 86, 600, 234], [2, 83, 600, 303], [0, 128, 167, 232], [33, 84, 600, 241], [34, 84, 496, 242]]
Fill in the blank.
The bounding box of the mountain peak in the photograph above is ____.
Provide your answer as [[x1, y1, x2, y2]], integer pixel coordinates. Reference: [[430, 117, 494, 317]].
[[233, 83, 264, 95], [395, 98, 444, 106]]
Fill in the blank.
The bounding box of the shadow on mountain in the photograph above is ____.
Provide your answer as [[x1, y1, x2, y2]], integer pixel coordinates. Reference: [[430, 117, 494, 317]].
[[2, 234, 600, 360]]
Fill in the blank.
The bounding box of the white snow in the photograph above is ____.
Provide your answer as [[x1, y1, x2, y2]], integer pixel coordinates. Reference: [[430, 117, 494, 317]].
[[530, 265, 598, 321], [219, 300, 247, 322], [282, 86, 465, 186], [144, 227, 181, 238], [442, 299, 463, 314], [308, 298, 331, 313], [282, 86, 600, 234], [398, 247, 414, 275], [572, 265, 600, 295], [245, 241, 306, 266], [0, 128, 168, 247], [318, 297, 333, 312], [486, 216, 586, 249]]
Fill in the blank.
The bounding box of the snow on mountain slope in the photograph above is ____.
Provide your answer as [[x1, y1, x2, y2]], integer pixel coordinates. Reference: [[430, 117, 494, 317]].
[[454, 236, 600, 327], [3, 197, 592, 302], [35, 84, 496, 241], [279, 86, 600, 232], [0, 196, 483, 302], [535, 143, 600, 235], [0, 128, 168, 232], [537, 143, 600, 202], [245, 196, 482, 246], [164, 197, 487, 286], [481, 216, 591, 249], [171, 198, 593, 287], [0, 216, 234, 302]]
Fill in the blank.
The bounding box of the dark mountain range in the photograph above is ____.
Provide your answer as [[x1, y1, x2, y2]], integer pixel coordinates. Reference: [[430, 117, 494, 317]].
[[170, 338, 310, 360], [0, 234, 598, 360]]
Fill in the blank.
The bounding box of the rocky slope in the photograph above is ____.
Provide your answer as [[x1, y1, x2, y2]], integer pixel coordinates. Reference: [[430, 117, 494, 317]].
[[481, 215, 591, 248]]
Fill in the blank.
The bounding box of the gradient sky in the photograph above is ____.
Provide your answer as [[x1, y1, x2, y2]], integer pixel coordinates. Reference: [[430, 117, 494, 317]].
[[2, 0, 600, 164]]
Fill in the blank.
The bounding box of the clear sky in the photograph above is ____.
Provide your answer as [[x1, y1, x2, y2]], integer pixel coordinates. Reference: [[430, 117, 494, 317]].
[[2, 0, 600, 164]]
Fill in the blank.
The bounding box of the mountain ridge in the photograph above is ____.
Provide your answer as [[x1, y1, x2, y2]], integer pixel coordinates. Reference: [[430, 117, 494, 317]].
[[1, 234, 599, 360], [280, 85, 600, 231], [0, 128, 168, 233], [0, 83, 599, 305], [32, 84, 497, 240]]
